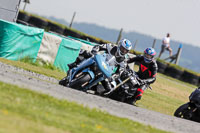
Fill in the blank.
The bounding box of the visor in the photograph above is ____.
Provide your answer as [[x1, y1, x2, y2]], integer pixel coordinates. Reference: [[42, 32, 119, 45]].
[[144, 53, 153, 63], [120, 46, 129, 55], [144, 53, 153, 59]]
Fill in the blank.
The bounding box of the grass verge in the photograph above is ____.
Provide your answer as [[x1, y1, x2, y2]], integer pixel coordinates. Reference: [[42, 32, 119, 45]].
[[0, 58, 197, 116], [0, 58, 66, 80], [0, 81, 169, 133], [134, 65, 196, 115]]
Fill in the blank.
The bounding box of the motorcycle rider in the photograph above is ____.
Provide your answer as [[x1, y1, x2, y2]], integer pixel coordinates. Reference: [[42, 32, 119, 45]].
[[127, 47, 158, 105], [68, 39, 132, 69], [59, 38, 132, 88], [91, 39, 132, 93]]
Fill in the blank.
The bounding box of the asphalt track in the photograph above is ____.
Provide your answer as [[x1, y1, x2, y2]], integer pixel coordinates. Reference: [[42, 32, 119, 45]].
[[0, 61, 199, 133]]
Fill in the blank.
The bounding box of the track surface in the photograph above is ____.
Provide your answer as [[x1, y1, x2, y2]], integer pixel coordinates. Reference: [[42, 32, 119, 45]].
[[0, 62, 199, 133]]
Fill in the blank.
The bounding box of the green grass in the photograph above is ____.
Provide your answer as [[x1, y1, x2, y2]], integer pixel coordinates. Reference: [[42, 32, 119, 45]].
[[0, 81, 169, 133], [0, 57, 66, 80], [134, 65, 196, 115], [0, 57, 197, 117], [20, 56, 62, 71]]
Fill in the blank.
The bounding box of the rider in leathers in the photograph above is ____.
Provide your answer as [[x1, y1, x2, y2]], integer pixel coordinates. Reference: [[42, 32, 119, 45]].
[[127, 47, 158, 104], [60, 39, 132, 89], [63, 39, 132, 93], [91, 39, 132, 93]]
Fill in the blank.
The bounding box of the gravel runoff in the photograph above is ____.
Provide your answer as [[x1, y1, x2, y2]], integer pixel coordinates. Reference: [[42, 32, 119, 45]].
[[0, 62, 199, 133]]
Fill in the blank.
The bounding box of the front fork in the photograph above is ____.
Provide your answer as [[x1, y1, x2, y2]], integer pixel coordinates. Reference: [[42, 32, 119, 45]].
[[83, 76, 105, 92]]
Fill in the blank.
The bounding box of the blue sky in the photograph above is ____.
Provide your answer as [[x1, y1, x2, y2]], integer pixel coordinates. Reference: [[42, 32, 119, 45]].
[[20, 0, 200, 47]]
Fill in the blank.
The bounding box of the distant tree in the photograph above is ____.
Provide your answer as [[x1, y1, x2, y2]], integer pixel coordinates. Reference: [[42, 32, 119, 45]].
[[23, 0, 30, 11]]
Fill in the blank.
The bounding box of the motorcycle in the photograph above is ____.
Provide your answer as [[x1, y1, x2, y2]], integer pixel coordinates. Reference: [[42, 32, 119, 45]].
[[174, 87, 200, 122], [105, 67, 150, 104], [59, 45, 119, 92], [67, 49, 92, 69]]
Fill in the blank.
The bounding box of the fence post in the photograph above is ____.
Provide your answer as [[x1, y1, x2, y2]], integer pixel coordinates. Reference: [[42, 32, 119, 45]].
[[175, 44, 183, 65], [69, 12, 76, 28], [116, 28, 123, 44], [23, 0, 30, 11], [133, 40, 138, 50], [152, 39, 156, 48]]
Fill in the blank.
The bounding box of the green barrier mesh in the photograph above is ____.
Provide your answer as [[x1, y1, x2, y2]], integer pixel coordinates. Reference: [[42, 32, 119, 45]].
[[53, 38, 82, 72], [0, 19, 44, 62]]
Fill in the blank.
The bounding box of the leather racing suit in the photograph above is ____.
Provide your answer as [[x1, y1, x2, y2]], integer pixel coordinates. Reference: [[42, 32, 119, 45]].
[[127, 55, 158, 103]]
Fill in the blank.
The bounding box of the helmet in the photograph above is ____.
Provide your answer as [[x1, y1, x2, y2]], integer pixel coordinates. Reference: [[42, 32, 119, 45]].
[[144, 47, 156, 63], [117, 39, 132, 57]]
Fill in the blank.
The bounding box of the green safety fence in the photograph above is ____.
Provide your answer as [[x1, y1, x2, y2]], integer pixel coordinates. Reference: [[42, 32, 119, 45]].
[[0, 19, 44, 62], [0, 19, 85, 72], [54, 37, 82, 72]]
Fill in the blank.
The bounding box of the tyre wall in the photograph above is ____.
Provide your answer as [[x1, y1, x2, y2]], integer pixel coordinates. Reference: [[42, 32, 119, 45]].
[[198, 77, 200, 86], [180, 71, 199, 86], [164, 66, 184, 79], [156, 60, 200, 86], [17, 12, 30, 25], [47, 22, 65, 34], [28, 16, 48, 29], [156, 61, 168, 74], [17, 11, 108, 44]]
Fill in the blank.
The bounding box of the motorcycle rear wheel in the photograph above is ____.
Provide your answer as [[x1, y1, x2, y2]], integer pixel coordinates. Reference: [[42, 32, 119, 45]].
[[69, 73, 91, 89], [174, 103, 194, 120]]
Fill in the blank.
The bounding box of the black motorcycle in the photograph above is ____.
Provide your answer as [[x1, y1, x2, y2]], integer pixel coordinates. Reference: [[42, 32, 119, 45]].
[[104, 67, 149, 104], [174, 87, 200, 122]]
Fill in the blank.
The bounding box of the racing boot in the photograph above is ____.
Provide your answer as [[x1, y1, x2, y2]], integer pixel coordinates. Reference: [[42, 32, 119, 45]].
[[68, 62, 77, 69], [126, 88, 144, 105]]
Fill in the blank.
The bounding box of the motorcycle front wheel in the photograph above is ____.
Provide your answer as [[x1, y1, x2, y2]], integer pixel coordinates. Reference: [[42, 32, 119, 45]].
[[174, 103, 194, 120], [69, 73, 91, 90], [59, 76, 68, 86]]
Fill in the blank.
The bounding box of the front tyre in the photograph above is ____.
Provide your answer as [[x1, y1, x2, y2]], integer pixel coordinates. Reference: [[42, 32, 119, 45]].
[[59, 77, 68, 86], [69, 73, 91, 89], [174, 103, 194, 120]]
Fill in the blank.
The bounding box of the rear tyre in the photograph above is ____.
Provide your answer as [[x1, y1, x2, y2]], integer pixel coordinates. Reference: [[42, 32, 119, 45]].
[[69, 73, 91, 89], [108, 90, 118, 100], [108, 89, 126, 102], [174, 103, 193, 120]]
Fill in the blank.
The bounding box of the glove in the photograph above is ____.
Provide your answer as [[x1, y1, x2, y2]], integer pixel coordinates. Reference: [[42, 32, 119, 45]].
[[139, 79, 146, 85], [136, 77, 146, 85], [91, 45, 99, 54], [91, 49, 97, 54]]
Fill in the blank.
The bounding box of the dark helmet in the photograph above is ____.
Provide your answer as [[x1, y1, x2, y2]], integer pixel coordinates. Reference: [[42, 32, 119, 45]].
[[143, 47, 156, 63]]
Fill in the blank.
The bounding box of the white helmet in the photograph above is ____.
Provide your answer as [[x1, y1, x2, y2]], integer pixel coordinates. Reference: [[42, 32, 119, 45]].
[[117, 39, 132, 57]]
